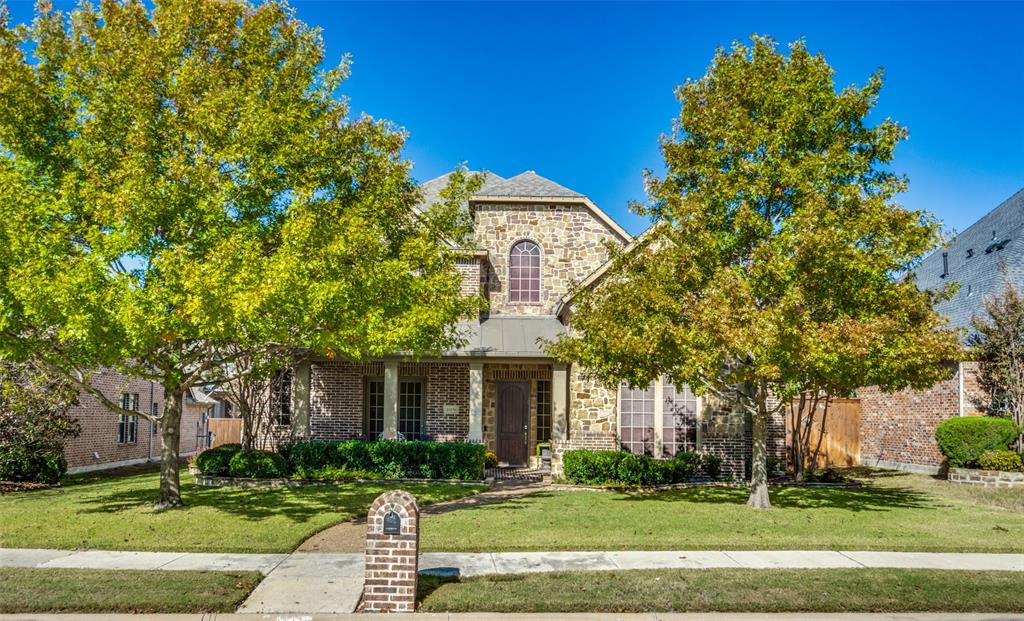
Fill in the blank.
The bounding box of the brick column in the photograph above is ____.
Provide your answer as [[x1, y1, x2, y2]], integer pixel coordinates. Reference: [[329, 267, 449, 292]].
[[363, 489, 419, 613], [468, 362, 484, 442]]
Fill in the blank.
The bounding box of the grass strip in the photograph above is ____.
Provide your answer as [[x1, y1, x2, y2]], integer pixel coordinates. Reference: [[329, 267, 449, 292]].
[[0, 567, 262, 613], [418, 568, 1024, 613]]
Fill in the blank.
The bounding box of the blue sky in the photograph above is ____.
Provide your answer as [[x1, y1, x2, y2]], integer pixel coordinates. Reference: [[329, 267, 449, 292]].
[[7, 1, 1024, 237]]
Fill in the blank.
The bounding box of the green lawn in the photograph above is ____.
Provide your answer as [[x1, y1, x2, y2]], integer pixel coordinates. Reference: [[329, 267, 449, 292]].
[[0, 567, 261, 613], [421, 469, 1024, 552], [418, 568, 1024, 613], [0, 465, 480, 553]]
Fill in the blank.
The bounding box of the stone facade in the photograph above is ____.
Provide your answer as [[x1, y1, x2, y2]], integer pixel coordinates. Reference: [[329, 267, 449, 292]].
[[859, 361, 987, 472], [948, 467, 1024, 487], [64, 370, 204, 472], [473, 202, 626, 316]]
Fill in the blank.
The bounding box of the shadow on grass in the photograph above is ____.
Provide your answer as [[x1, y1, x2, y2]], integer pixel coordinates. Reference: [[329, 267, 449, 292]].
[[607, 480, 935, 513], [72, 468, 474, 524]]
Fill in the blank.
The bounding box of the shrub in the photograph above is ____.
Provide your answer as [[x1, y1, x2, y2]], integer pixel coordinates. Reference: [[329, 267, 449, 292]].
[[228, 450, 287, 478], [0, 444, 66, 484], [194, 443, 242, 476], [701, 453, 723, 479], [484, 450, 498, 469], [562, 449, 626, 485], [934, 416, 1019, 467], [671, 451, 702, 482], [616, 452, 653, 485], [766, 457, 785, 477], [276, 439, 485, 481], [978, 450, 1023, 472]]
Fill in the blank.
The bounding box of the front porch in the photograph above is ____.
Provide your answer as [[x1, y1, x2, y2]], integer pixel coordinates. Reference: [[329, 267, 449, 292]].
[[293, 359, 569, 466]]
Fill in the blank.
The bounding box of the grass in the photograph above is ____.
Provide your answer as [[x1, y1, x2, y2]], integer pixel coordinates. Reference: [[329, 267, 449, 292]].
[[0, 464, 480, 553], [421, 469, 1024, 552], [0, 567, 261, 613], [418, 568, 1024, 613]]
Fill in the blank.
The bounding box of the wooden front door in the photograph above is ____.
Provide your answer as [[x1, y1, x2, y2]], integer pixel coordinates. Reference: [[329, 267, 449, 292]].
[[497, 382, 529, 465]]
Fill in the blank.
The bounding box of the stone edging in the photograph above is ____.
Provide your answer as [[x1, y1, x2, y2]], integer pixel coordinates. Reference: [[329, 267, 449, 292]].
[[548, 479, 861, 492], [193, 474, 489, 488], [948, 467, 1024, 487]]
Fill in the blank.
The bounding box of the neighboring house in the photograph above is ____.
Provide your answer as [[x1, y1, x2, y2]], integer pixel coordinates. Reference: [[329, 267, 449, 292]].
[[64, 370, 204, 473], [859, 186, 1024, 473], [278, 170, 784, 476]]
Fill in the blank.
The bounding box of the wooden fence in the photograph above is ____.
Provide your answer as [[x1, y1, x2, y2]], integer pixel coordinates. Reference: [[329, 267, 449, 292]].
[[785, 398, 861, 469], [207, 418, 242, 448]]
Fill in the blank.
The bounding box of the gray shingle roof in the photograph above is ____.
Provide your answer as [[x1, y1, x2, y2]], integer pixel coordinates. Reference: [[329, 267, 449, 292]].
[[476, 171, 584, 199], [915, 186, 1024, 334], [415, 171, 505, 213]]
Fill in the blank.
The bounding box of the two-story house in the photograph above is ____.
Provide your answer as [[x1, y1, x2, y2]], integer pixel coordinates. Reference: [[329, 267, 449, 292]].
[[279, 170, 782, 475]]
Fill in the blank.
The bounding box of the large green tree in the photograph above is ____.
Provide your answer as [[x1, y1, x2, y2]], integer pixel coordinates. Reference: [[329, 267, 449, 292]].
[[0, 0, 480, 507], [550, 37, 960, 508]]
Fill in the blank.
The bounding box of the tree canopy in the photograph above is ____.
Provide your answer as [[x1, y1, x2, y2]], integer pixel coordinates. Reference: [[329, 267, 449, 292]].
[[0, 0, 482, 505], [550, 37, 961, 508]]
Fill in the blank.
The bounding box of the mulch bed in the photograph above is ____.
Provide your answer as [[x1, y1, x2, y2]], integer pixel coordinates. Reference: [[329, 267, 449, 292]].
[[0, 480, 57, 493]]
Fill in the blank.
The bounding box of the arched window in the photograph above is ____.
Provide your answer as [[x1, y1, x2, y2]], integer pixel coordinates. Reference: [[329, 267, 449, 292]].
[[509, 240, 541, 303]]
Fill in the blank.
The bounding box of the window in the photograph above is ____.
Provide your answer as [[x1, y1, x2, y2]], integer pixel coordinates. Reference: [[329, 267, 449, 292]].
[[274, 369, 292, 427], [366, 379, 385, 440], [398, 380, 424, 439], [508, 240, 541, 303], [118, 393, 139, 444], [619, 382, 655, 455], [663, 382, 698, 457], [536, 380, 552, 442]]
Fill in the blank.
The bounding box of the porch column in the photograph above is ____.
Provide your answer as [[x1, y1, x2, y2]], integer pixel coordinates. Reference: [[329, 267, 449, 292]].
[[383, 361, 399, 439], [468, 362, 484, 443], [552, 363, 568, 442], [653, 377, 665, 457], [291, 361, 311, 439]]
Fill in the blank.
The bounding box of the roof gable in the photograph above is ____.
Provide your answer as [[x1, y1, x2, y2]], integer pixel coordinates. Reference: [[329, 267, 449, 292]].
[[476, 171, 584, 199]]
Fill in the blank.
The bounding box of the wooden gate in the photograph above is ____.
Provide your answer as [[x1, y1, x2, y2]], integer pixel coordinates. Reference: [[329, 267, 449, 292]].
[[207, 418, 242, 448], [785, 398, 861, 469]]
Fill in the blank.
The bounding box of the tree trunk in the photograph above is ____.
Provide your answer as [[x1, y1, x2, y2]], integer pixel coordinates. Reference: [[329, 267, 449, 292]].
[[747, 382, 772, 509], [156, 387, 184, 509]]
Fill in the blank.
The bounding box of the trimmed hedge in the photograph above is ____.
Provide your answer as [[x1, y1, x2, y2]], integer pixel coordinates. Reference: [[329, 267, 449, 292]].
[[562, 449, 718, 486], [194, 444, 242, 476], [978, 450, 1023, 472], [934, 416, 1019, 467], [278, 440, 486, 481], [228, 450, 287, 478]]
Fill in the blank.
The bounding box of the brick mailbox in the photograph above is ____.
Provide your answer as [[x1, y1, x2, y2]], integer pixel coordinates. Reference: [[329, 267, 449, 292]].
[[363, 490, 420, 612]]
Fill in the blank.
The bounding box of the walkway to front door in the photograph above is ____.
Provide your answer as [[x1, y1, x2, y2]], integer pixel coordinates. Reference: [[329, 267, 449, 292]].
[[497, 381, 529, 465]]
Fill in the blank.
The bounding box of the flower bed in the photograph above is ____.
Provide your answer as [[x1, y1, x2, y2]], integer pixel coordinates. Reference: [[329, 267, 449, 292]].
[[948, 467, 1024, 488]]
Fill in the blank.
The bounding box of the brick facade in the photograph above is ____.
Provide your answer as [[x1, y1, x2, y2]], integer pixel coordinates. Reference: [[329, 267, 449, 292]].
[[482, 363, 552, 458], [64, 370, 204, 472], [859, 361, 987, 472]]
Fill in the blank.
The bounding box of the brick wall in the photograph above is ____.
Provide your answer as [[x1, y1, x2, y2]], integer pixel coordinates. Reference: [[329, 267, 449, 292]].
[[363, 490, 420, 613], [456, 258, 483, 299], [859, 361, 986, 471], [482, 363, 552, 457], [64, 370, 205, 472], [309, 360, 470, 441]]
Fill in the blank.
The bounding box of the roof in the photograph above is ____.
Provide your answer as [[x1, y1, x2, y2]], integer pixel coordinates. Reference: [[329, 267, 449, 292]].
[[414, 171, 505, 214], [448, 316, 565, 357], [475, 171, 584, 199], [915, 186, 1024, 333]]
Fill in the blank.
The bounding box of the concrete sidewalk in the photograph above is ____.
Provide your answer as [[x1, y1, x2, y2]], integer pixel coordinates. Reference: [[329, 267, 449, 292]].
[[4, 547, 1024, 615]]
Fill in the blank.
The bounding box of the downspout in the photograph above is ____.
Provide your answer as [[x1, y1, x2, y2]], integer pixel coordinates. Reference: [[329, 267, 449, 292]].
[[958, 362, 965, 417]]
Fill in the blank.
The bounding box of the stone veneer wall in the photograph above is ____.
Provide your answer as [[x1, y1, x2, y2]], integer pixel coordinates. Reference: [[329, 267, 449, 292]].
[[859, 361, 986, 472], [308, 360, 470, 441], [474, 203, 626, 316], [483, 363, 552, 459], [948, 467, 1024, 487], [699, 394, 786, 478]]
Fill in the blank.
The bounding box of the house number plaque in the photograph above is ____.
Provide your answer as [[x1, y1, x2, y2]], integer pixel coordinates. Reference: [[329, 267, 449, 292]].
[[382, 510, 401, 534]]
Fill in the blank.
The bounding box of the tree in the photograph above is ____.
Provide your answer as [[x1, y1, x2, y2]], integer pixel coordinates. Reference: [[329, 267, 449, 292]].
[[549, 37, 961, 508], [970, 271, 1024, 452], [0, 361, 80, 484], [0, 0, 481, 507]]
